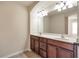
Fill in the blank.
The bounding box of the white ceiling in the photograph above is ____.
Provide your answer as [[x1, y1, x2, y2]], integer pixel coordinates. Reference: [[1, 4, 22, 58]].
[[14, 1, 34, 6], [0, 1, 35, 6]]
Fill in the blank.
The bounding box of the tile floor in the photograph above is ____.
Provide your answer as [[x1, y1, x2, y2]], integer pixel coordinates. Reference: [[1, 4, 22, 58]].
[[10, 51, 41, 58]]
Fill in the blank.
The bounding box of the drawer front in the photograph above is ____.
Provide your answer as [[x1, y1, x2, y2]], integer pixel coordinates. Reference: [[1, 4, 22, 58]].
[[40, 49, 47, 58], [40, 37, 47, 43], [40, 42, 46, 51], [48, 39, 73, 51]]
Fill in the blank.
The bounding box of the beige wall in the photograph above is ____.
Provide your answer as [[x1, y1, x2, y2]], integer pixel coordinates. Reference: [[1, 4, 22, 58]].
[[24, 1, 39, 53], [0, 3, 28, 57], [49, 14, 65, 34]]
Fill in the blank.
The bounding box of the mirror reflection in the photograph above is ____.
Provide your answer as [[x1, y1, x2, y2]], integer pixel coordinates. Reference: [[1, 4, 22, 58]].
[[38, 1, 78, 36], [43, 10, 77, 36]]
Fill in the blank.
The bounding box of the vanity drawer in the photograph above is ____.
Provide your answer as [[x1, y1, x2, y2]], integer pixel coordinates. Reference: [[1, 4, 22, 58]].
[[40, 42, 46, 51], [48, 39, 73, 51], [40, 49, 47, 58], [40, 37, 47, 43]]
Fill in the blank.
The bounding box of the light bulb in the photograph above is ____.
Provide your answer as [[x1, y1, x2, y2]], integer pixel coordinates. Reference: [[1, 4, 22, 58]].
[[60, 2, 64, 8], [40, 10, 48, 17], [66, 0, 71, 6], [54, 4, 60, 10]]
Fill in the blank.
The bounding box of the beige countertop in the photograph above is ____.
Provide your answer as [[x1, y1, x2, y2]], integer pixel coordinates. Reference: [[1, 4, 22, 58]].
[[31, 33, 77, 44]]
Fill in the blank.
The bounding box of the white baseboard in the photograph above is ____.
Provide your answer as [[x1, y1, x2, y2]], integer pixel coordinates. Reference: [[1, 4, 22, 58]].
[[24, 48, 31, 52], [2, 50, 24, 58], [1, 48, 31, 58]]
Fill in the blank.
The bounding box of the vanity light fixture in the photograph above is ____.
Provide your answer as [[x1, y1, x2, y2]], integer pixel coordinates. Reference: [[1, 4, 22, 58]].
[[54, 0, 77, 12]]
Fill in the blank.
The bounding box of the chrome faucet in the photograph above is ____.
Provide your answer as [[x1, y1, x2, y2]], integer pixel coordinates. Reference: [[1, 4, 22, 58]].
[[39, 32, 42, 35], [61, 34, 64, 38]]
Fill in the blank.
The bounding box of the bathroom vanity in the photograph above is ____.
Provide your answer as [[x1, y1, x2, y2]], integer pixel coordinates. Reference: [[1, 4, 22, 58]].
[[30, 2, 78, 58], [30, 34, 78, 58]]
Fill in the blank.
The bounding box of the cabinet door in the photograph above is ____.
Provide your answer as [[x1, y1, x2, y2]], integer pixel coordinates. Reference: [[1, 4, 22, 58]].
[[31, 39, 35, 51], [47, 44, 57, 58], [35, 40, 39, 54], [40, 42, 46, 51], [58, 48, 73, 58], [40, 49, 47, 58]]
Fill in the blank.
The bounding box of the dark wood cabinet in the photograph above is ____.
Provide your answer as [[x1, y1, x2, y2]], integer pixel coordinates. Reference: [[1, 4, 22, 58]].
[[35, 40, 39, 54], [30, 35, 40, 53], [30, 38, 35, 51], [47, 39, 74, 58], [57, 48, 73, 58], [39, 38, 47, 58], [30, 35, 77, 58], [40, 41, 46, 51], [40, 49, 47, 58], [47, 44, 57, 58]]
